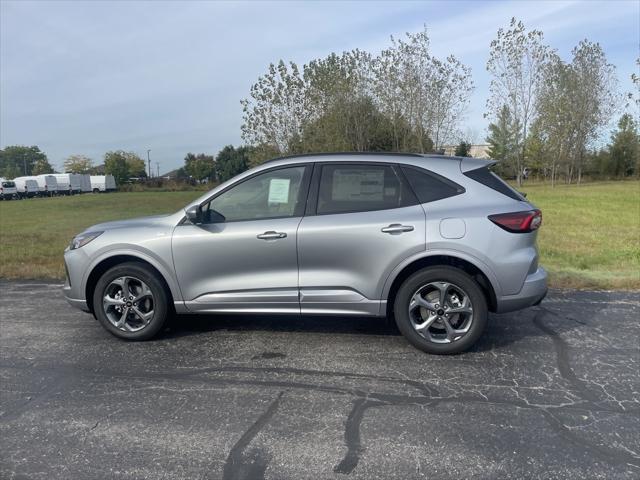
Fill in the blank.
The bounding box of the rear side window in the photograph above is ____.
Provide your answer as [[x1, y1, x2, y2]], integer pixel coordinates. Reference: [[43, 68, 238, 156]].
[[464, 167, 525, 201], [317, 164, 416, 215], [401, 166, 465, 203]]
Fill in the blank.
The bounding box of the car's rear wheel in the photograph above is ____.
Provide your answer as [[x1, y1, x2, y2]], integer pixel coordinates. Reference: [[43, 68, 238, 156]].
[[394, 266, 487, 354], [93, 262, 169, 340]]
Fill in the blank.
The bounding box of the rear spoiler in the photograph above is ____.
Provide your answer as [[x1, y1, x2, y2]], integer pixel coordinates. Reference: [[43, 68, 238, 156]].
[[459, 157, 496, 173]]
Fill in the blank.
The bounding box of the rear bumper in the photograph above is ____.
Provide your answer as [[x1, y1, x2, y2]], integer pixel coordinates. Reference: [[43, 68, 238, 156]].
[[495, 267, 548, 313]]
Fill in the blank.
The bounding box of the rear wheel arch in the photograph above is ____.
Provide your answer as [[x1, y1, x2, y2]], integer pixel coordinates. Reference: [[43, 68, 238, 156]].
[[385, 254, 498, 316], [85, 255, 174, 314]]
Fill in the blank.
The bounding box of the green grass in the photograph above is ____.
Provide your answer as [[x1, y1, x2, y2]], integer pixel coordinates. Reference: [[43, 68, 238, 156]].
[[0, 192, 202, 279], [1, 182, 638, 289], [519, 181, 640, 290]]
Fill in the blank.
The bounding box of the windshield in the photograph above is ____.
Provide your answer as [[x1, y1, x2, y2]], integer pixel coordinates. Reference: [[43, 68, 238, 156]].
[[2, 181, 16, 188]]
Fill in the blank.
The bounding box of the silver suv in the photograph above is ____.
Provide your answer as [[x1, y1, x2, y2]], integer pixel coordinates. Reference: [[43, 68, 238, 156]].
[[64, 153, 547, 354]]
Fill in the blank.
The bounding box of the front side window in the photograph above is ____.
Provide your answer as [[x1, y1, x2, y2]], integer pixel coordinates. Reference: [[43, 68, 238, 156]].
[[203, 166, 307, 223], [317, 164, 415, 215]]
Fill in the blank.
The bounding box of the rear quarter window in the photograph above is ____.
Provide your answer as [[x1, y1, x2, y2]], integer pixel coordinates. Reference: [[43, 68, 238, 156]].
[[400, 166, 465, 203], [463, 167, 525, 201]]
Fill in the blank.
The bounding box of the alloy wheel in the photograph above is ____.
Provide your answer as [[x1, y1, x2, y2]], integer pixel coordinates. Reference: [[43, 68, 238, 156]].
[[102, 276, 155, 332], [408, 281, 474, 344]]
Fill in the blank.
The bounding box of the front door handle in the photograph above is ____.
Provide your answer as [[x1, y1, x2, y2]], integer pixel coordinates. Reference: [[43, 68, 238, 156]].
[[381, 224, 414, 234], [257, 231, 287, 240]]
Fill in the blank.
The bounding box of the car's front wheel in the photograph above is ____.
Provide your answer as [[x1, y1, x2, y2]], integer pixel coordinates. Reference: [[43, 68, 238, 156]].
[[93, 262, 169, 340], [394, 266, 488, 354]]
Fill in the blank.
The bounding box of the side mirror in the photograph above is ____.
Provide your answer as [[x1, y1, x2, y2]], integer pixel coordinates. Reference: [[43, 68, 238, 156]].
[[184, 205, 202, 224]]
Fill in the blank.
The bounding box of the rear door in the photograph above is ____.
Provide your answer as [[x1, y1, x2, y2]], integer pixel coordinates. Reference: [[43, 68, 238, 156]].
[[297, 162, 426, 315]]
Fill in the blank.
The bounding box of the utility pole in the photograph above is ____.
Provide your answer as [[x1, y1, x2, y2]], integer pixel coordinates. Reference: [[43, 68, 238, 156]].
[[147, 149, 151, 178], [156, 162, 160, 178]]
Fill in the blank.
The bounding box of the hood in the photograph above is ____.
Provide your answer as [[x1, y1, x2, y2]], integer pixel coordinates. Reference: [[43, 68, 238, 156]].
[[86, 214, 172, 232]]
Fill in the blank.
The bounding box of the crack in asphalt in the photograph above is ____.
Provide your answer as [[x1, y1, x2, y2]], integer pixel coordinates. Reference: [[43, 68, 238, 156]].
[[220, 391, 284, 480], [334, 398, 388, 474], [533, 308, 607, 405]]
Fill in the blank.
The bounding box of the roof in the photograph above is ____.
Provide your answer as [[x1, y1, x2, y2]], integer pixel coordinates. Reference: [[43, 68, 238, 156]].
[[264, 151, 440, 163]]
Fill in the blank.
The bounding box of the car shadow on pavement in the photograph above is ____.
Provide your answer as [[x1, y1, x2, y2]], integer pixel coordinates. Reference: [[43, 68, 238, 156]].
[[162, 313, 401, 339], [157, 302, 591, 354]]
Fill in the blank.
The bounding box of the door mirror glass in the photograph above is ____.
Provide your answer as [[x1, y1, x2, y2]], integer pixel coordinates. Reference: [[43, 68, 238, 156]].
[[184, 205, 202, 224]]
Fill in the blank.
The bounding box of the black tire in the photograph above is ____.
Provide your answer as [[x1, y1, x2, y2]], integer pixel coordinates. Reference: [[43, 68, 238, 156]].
[[93, 262, 169, 340], [393, 266, 488, 354]]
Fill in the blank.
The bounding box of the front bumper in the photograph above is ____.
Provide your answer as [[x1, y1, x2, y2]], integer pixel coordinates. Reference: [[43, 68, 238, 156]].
[[495, 267, 548, 313], [63, 247, 91, 313]]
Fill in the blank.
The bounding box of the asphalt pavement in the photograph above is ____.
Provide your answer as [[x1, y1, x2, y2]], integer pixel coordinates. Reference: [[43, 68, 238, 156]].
[[1, 281, 639, 479]]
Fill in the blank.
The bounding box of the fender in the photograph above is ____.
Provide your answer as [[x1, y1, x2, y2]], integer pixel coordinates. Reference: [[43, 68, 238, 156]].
[[81, 245, 183, 304], [380, 248, 503, 302]]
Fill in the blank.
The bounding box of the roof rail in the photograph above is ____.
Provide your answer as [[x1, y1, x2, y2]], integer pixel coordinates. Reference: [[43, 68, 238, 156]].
[[263, 151, 426, 163]]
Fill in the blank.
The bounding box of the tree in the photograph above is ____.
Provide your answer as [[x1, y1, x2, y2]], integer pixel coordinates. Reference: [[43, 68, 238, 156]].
[[566, 40, 618, 183], [535, 41, 618, 184], [486, 18, 552, 186], [215, 145, 250, 183], [486, 105, 519, 177], [628, 57, 640, 110], [124, 152, 146, 177], [184, 153, 215, 181], [104, 151, 130, 185], [373, 27, 472, 151], [454, 141, 472, 157], [608, 114, 639, 177], [32, 157, 55, 175], [0, 145, 54, 177], [63, 154, 93, 174], [103, 150, 145, 184], [300, 95, 397, 153], [241, 60, 308, 154]]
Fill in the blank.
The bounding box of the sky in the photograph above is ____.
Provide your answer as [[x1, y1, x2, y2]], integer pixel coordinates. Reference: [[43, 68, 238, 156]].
[[1, 0, 638, 173]]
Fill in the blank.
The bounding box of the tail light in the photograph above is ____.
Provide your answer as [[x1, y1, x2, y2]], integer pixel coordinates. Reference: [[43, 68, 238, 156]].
[[489, 209, 542, 233]]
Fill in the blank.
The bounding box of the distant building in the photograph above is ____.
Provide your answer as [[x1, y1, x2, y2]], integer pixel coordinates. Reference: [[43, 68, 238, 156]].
[[443, 144, 491, 159]]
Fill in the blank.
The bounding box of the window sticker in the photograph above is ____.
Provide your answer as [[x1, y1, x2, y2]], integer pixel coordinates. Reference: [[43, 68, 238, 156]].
[[332, 169, 384, 201], [268, 178, 291, 204]]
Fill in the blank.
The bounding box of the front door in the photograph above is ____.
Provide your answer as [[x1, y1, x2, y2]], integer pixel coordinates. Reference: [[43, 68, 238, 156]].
[[297, 163, 426, 315], [172, 164, 311, 313]]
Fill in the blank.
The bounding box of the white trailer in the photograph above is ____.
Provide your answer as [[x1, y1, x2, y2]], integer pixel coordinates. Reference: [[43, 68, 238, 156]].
[[79, 174, 92, 193], [106, 174, 116, 191], [0, 178, 18, 200], [90, 175, 117, 192], [12, 177, 40, 198], [52, 174, 82, 195], [34, 174, 58, 195]]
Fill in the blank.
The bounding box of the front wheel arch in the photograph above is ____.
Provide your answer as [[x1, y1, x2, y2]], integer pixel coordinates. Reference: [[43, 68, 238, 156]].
[[85, 255, 174, 315]]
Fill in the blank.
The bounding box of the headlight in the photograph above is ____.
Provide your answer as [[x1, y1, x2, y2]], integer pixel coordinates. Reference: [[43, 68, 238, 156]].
[[70, 231, 103, 250]]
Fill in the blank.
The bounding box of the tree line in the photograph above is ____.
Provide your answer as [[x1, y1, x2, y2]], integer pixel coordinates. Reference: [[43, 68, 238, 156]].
[[2, 18, 637, 187], [240, 27, 473, 164], [484, 19, 636, 185], [239, 18, 638, 185]]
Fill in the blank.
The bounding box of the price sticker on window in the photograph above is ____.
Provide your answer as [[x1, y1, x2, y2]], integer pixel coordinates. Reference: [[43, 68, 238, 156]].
[[268, 178, 290, 204]]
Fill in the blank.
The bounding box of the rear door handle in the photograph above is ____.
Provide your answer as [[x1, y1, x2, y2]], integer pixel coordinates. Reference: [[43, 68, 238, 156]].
[[381, 224, 414, 234], [257, 231, 287, 240]]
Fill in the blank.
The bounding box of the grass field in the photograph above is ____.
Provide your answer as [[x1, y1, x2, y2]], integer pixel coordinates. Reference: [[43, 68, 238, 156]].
[[1, 182, 638, 289]]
